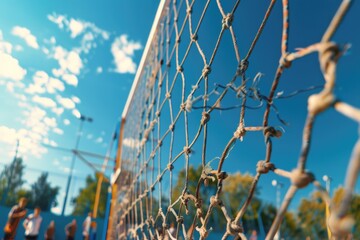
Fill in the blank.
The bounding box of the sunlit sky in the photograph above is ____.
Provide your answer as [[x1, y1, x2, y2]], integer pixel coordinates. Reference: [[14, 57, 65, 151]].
[[0, 0, 359, 216], [0, 0, 158, 214]]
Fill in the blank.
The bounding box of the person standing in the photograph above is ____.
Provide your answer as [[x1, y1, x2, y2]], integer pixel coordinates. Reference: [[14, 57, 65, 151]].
[[82, 212, 92, 240], [89, 222, 97, 240], [23, 207, 43, 240], [3, 197, 27, 240], [65, 219, 77, 240], [44, 220, 55, 240]]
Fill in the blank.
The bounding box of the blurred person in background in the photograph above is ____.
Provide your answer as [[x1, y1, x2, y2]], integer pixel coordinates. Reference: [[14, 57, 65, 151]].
[[65, 219, 77, 240], [44, 220, 55, 240], [3, 197, 27, 240], [23, 207, 42, 240]]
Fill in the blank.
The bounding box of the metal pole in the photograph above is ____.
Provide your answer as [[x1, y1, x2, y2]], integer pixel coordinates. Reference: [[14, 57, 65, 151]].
[[272, 180, 282, 240], [61, 115, 91, 216]]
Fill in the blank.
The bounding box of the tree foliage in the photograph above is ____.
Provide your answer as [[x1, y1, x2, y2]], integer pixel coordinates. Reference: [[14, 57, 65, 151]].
[[72, 173, 109, 218], [297, 188, 360, 239], [27, 172, 60, 211], [0, 157, 26, 206]]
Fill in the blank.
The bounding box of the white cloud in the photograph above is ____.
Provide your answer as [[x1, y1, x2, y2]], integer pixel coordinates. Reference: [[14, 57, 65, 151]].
[[52, 107, 64, 116], [0, 125, 48, 158], [47, 13, 109, 53], [71, 96, 80, 104], [51, 207, 61, 215], [53, 128, 64, 135], [50, 36, 56, 44], [111, 35, 142, 74], [53, 47, 83, 75], [123, 138, 140, 149], [25, 83, 45, 94], [96, 66, 103, 74], [32, 95, 57, 108], [42, 47, 49, 55], [48, 14, 66, 29], [44, 117, 57, 128], [0, 126, 18, 144], [48, 77, 65, 93], [14, 93, 27, 101], [95, 137, 103, 143], [0, 52, 27, 81], [14, 45, 23, 52], [56, 96, 75, 109], [26, 71, 65, 94], [62, 73, 78, 86], [69, 19, 85, 38], [11, 26, 39, 49], [72, 109, 81, 118], [66, 51, 83, 74], [63, 119, 70, 125], [0, 31, 12, 54], [6, 82, 15, 92]]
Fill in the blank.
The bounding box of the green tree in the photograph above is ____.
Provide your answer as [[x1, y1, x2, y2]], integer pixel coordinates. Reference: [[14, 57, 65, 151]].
[[297, 191, 327, 239], [27, 172, 60, 211], [296, 188, 360, 239], [0, 157, 26, 206], [172, 165, 218, 230], [222, 172, 261, 232], [72, 173, 109, 218], [172, 166, 275, 234]]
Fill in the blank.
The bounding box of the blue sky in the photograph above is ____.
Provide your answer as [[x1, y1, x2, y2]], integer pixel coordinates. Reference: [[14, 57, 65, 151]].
[[0, 0, 158, 214], [0, 0, 359, 218]]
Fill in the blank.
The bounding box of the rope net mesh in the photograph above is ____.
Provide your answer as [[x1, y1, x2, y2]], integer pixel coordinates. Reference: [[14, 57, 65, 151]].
[[110, 0, 359, 239]]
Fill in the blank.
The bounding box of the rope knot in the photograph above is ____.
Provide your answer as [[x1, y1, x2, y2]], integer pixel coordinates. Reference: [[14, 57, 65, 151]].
[[290, 169, 314, 188], [279, 53, 292, 68], [180, 195, 190, 214], [196, 226, 210, 238], [165, 92, 171, 99], [256, 160, 275, 174], [167, 163, 174, 171], [191, 33, 198, 42], [177, 65, 183, 72], [176, 36, 181, 43], [183, 146, 191, 155], [186, 6, 192, 14], [176, 216, 184, 224], [210, 196, 222, 206], [201, 112, 210, 125], [263, 126, 282, 138], [180, 103, 186, 111], [157, 175, 162, 183], [196, 208, 203, 218], [155, 111, 161, 117], [202, 65, 211, 77], [319, 42, 341, 74], [238, 59, 249, 74], [195, 199, 202, 208], [169, 123, 175, 131], [217, 171, 228, 180], [233, 126, 246, 141], [226, 221, 243, 235], [158, 140, 163, 147], [308, 92, 335, 115], [222, 13, 233, 29]]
